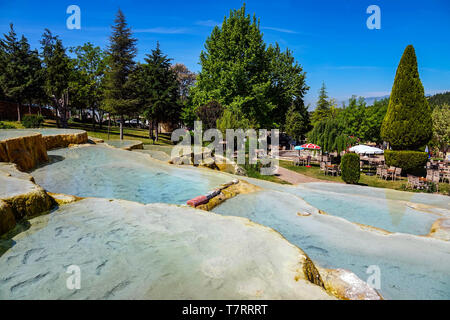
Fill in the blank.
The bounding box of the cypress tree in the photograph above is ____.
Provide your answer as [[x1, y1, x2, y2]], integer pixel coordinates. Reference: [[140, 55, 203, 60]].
[[381, 45, 432, 150], [103, 9, 137, 140]]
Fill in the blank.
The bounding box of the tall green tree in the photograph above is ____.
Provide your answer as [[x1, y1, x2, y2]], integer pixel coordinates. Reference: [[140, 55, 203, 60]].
[[103, 9, 137, 139], [430, 103, 450, 153], [70, 43, 107, 130], [0, 24, 36, 121], [361, 98, 388, 143], [311, 82, 331, 126], [40, 29, 72, 127], [190, 4, 273, 128], [132, 42, 180, 141], [381, 45, 432, 150], [267, 43, 308, 128]]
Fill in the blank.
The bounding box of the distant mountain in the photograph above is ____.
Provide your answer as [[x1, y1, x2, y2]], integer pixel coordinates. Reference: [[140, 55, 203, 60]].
[[362, 95, 390, 106]]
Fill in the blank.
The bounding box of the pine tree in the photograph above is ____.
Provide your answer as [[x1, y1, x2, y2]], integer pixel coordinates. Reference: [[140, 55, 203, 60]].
[[103, 9, 137, 139], [0, 24, 33, 121], [140, 42, 180, 141], [381, 45, 432, 150], [40, 29, 71, 128], [311, 82, 331, 125]]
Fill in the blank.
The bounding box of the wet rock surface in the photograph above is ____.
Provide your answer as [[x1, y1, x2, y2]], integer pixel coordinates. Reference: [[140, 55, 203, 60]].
[[0, 198, 335, 300], [0, 164, 54, 235]]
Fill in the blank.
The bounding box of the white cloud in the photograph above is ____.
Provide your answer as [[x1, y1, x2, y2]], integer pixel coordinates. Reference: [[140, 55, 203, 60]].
[[261, 26, 297, 34], [134, 27, 190, 34], [195, 20, 220, 27]]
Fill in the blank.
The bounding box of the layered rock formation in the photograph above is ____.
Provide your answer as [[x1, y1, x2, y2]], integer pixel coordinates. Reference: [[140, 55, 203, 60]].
[[42, 130, 88, 150], [169, 149, 246, 176], [0, 129, 88, 171], [0, 163, 54, 235], [0, 132, 48, 171]]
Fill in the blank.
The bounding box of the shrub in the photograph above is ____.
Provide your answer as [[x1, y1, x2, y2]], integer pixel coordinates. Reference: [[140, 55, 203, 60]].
[[384, 150, 428, 173], [0, 121, 15, 129], [341, 153, 360, 184], [381, 45, 432, 150], [21, 114, 44, 128]]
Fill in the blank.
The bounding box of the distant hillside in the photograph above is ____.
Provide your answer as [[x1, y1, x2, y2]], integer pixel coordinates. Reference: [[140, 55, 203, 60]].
[[427, 91, 450, 107], [363, 95, 390, 106]]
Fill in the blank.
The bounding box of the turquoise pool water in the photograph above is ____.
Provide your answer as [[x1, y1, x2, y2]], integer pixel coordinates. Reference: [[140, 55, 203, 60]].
[[32, 145, 231, 205], [28, 145, 450, 299], [213, 189, 450, 300]]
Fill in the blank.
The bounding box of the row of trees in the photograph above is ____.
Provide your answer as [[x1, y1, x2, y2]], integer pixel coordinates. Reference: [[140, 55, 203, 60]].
[[1, 5, 445, 155], [0, 10, 194, 141], [305, 82, 389, 153]]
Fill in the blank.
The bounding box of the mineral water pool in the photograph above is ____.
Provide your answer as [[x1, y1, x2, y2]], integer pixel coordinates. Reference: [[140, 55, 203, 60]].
[[32, 145, 231, 205], [29, 145, 450, 299], [212, 188, 450, 300]]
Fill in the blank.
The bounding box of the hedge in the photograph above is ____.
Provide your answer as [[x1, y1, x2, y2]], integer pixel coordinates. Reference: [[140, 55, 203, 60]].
[[384, 150, 428, 173], [341, 153, 360, 184], [21, 114, 44, 128]]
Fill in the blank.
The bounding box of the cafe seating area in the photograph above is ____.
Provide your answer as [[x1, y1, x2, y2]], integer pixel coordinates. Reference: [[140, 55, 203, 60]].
[[376, 166, 402, 181]]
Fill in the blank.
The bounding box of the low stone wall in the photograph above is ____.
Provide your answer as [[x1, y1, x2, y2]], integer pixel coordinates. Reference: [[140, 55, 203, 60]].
[[43, 131, 88, 150], [0, 132, 48, 171]]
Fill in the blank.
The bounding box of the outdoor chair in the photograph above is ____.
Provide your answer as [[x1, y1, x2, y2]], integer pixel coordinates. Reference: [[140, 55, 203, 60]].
[[412, 176, 423, 190], [426, 169, 434, 181], [381, 168, 388, 180], [407, 175, 414, 189], [376, 166, 382, 178], [328, 166, 338, 176], [394, 167, 402, 181], [432, 171, 440, 192], [320, 162, 328, 175]]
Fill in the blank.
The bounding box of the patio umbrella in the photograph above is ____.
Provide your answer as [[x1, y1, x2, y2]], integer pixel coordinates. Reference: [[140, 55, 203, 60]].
[[300, 143, 321, 150], [294, 145, 304, 156], [349, 145, 383, 154]]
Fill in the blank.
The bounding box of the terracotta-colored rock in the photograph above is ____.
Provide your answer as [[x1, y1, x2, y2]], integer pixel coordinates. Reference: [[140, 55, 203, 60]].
[[0, 132, 48, 171]]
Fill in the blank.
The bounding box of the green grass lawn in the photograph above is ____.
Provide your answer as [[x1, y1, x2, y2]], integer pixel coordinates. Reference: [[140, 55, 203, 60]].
[[243, 163, 291, 185], [43, 120, 173, 145], [0, 121, 24, 129], [279, 160, 449, 196]]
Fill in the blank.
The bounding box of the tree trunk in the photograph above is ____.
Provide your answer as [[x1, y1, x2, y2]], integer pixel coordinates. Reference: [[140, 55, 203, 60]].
[[28, 102, 32, 114], [148, 120, 153, 139], [17, 103, 21, 122], [92, 106, 96, 131], [120, 114, 124, 140], [155, 120, 159, 141], [99, 110, 104, 129], [108, 113, 111, 140]]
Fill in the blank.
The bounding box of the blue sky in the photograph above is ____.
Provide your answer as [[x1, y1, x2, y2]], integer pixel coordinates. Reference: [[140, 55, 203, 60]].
[[1, 0, 449, 108]]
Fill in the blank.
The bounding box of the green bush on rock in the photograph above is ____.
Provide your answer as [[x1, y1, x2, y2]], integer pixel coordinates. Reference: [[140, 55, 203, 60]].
[[384, 150, 428, 173], [21, 114, 44, 128], [341, 153, 360, 184]]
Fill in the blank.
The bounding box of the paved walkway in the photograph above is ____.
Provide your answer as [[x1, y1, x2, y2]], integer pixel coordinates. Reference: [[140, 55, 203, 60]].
[[275, 166, 337, 185]]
